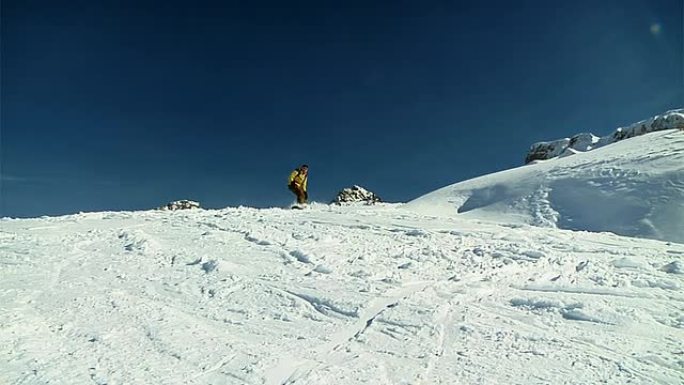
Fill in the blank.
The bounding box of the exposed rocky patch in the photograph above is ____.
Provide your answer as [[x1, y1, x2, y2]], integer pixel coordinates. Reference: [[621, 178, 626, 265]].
[[332, 185, 381, 205], [158, 200, 201, 211], [525, 109, 684, 164]]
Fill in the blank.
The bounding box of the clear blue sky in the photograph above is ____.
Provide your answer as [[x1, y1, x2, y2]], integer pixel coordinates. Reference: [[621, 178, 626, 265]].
[[1, 0, 682, 217]]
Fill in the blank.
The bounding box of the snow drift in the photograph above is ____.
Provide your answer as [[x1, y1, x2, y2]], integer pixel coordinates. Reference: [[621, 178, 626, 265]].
[[407, 128, 684, 243]]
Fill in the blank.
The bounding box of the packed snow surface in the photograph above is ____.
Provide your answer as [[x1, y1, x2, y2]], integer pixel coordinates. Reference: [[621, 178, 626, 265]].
[[407, 129, 684, 243], [2, 202, 683, 384]]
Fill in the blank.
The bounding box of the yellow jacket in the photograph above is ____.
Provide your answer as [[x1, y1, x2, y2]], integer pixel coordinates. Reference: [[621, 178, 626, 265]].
[[288, 169, 308, 192]]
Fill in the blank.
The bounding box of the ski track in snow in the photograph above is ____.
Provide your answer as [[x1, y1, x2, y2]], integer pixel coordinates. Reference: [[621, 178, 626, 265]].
[[1, 203, 683, 385], [407, 130, 684, 245]]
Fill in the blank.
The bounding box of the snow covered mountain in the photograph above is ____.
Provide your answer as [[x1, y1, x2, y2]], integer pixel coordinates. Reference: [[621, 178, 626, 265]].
[[407, 127, 684, 244], [524, 109, 684, 163], [2, 115, 683, 385]]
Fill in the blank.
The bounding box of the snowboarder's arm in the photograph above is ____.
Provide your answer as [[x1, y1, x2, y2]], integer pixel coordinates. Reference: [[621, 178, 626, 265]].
[[288, 170, 298, 185]]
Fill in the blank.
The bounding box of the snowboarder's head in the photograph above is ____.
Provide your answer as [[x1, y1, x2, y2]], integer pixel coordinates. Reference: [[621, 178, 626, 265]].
[[300, 164, 309, 174]]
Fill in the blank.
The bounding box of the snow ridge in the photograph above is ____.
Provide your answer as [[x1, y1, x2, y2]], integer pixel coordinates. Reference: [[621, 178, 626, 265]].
[[408, 126, 684, 243], [526, 109, 684, 163]]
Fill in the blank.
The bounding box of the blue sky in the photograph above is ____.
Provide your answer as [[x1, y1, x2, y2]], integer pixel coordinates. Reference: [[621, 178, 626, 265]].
[[1, 0, 682, 217]]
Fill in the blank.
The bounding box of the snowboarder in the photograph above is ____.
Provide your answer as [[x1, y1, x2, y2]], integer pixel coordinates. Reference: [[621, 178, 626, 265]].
[[288, 164, 309, 205]]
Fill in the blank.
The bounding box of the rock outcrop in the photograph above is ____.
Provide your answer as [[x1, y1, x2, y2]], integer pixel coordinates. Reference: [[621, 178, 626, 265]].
[[332, 185, 381, 205], [159, 200, 201, 211], [525, 109, 684, 164]]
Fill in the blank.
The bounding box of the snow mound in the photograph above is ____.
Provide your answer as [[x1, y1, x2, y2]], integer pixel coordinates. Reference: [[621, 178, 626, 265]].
[[526, 109, 684, 163], [407, 128, 684, 243]]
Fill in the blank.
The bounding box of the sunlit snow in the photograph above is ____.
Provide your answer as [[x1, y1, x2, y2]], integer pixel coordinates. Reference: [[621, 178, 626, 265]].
[[1, 129, 683, 384]]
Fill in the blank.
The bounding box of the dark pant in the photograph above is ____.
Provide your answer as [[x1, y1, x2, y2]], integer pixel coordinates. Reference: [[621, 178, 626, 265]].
[[289, 184, 307, 204]]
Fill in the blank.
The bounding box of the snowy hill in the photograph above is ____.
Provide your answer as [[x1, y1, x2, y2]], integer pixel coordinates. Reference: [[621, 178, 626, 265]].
[[2, 203, 683, 384], [407, 128, 684, 244], [2, 115, 684, 385]]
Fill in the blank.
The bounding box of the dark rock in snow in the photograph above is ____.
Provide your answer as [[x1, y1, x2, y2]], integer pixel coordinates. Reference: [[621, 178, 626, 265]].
[[159, 200, 201, 211], [332, 185, 381, 205]]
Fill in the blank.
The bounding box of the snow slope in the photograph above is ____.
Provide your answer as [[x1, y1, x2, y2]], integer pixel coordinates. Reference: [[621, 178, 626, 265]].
[[524, 109, 684, 163], [2, 203, 683, 384], [407, 129, 684, 244]]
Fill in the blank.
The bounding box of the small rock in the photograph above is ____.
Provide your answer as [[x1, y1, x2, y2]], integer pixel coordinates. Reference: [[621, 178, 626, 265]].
[[331, 185, 381, 205], [663, 261, 683, 274], [201, 260, 219, 273], [158, 199, 201, 211]]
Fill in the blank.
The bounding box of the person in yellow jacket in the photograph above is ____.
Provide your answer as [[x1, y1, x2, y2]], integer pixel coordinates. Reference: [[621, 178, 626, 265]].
[[288, 164, 309, 204]]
